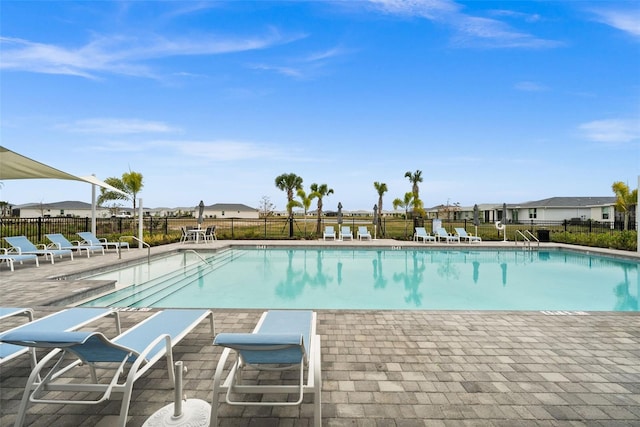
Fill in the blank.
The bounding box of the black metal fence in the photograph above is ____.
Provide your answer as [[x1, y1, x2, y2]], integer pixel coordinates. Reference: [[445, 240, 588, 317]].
[[0, 216, 634, 247]]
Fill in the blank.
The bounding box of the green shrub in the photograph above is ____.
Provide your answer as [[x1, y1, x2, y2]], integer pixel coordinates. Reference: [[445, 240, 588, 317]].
[[552, 231, 637, 251]]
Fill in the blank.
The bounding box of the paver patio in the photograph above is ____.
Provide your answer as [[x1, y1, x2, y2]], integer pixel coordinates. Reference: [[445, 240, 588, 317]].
[[0, 240, 638, 426]]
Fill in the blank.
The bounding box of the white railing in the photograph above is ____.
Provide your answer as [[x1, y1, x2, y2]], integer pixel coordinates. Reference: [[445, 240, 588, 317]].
[[523, 230, 540, 247], [515, 230, 531, 250], [119, 235, 151, 262]]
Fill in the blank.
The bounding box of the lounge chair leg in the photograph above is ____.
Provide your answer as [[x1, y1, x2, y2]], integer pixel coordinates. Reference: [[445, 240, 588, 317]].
[[117, 386, 133, 427]]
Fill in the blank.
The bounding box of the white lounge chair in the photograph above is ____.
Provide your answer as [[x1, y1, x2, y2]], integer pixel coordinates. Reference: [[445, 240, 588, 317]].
[[77, 231, 130, 251], [45, 233, 105, 258], [435, 227, 460, 243], [339, 226, 353, 241], [0, 307, 119, 368], [454, 227, 482, 243], [323, 226, 336, 240], [414, 227, 435, 243], [358, 226, 372, 240], [211, 310, 321, 427], [0, 250, 39, 271], [4, 236, 74, 264], [2, 309, 214, 427]]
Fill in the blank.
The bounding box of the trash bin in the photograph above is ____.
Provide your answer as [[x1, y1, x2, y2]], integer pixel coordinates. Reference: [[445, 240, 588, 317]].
[[537, 229, 550, 242]]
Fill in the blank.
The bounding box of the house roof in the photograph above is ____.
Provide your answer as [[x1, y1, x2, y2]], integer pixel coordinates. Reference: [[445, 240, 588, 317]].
[[513, 197, 616, 208], [17, 200, 93, 209], [207, 203, 257, 211]]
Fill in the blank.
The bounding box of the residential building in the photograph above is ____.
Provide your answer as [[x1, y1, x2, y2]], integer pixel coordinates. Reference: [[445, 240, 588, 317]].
[[509, 197, 618, 225], [203, 203, 258, 219], [14, 201, 113, 218]]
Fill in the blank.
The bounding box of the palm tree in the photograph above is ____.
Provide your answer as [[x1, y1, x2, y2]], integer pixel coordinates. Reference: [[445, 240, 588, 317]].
[[374, 181, 388, 235], [404, 170, 424, 217], [310, 183, 334, 236], [393, 191, 418, 238], [404, 170, 423, 200], [612, 181, 638, 230], [275, 173, 303, 237], [98, 170, 144, 218], [297, 188, 313, 237]]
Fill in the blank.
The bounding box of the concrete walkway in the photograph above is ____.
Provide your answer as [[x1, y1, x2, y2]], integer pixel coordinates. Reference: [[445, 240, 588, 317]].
[[0, 240, 639, 426]]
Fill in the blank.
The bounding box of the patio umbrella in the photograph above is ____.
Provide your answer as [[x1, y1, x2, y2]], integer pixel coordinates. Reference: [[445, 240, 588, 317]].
[[373, 204, 378, 240], [473, 204, 479, 237], [337, 202, 343, 227], [502, 203, 507, 241], [197, 200, 205, 227]]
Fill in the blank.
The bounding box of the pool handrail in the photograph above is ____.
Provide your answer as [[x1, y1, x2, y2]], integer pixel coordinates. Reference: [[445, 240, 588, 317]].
[[118, 236, 151, 262]]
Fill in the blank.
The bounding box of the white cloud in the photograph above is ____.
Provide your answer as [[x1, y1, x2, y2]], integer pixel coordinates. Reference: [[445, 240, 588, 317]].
[[248, 63, 304, 78], [248, 45, 349, 79], [0, 29, 303, 79], [579, 118, 640, 143], [489, 10, 542, 23], [151, 140, 316, 163], [514, 81, 548, 92], [366, 0, 561, 49], [589, 8, 640, 38], [367, 0, 460, 19], [451, 15, 561, 49], [58, 118, 180, 134]]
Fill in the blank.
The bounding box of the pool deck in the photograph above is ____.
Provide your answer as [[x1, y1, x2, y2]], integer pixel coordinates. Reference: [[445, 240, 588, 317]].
[[1, 239, 639, 426]]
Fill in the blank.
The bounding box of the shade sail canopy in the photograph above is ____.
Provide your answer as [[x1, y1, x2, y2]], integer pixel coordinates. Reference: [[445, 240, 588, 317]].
[[0, 146, 82, 180], [0, 146, 126, 195]]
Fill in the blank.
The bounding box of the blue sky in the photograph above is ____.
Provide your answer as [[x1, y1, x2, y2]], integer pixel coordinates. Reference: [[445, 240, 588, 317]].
[[1, 1, 639, 212]]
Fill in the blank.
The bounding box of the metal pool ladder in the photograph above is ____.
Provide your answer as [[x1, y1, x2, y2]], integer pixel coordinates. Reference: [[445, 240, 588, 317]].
[[515, 230, 539, 250]]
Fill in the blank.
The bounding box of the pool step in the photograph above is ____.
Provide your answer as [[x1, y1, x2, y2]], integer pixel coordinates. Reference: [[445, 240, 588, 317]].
[[133, 250, 250, 307], [85, 249, 241, 307]]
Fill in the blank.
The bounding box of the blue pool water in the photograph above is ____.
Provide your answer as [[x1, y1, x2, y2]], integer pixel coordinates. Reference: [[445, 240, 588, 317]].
[[80, 248, 639, 311]]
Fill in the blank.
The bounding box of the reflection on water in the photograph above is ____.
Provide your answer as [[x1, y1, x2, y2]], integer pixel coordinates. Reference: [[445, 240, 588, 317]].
[[392, 251, 426, 307], [614, 263, 638, 311], [83, 248, 640, 311], [275, 250, 335, 299], [372, 250, 388, 289]]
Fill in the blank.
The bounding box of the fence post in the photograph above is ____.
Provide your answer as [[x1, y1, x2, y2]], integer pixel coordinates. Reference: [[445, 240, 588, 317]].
[[37, 217, 43, 242], [264, 218, 267, 239], [231, 218, 234, 239]]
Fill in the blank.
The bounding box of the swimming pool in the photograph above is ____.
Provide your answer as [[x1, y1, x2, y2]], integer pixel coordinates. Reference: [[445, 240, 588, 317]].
[[80, 248, 639, 311]]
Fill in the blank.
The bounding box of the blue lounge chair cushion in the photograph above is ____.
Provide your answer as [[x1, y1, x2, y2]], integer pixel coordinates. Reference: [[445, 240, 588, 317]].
[[214, 310, 313, 365], [0, 308, 114, 364], [1, 330, 136, 363], [215, 333, 304, 364]]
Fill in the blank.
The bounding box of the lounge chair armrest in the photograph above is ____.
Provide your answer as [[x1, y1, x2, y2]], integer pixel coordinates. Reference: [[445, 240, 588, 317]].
[[35, 243, 47, 250], [47, 243, 62, 250]]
